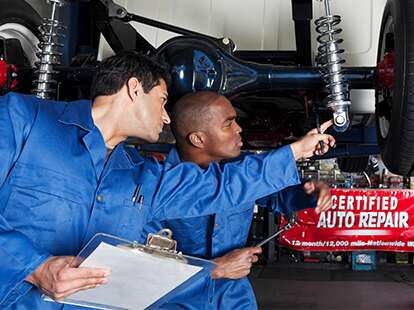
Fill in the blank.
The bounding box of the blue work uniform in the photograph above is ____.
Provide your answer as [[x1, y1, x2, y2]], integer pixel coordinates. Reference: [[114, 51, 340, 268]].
[[0, 93, 300, 309], [143, 147, 316, 309]]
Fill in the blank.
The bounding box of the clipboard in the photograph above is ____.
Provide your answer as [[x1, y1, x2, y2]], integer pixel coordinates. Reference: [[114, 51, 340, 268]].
[[44, 229, 214, 310]]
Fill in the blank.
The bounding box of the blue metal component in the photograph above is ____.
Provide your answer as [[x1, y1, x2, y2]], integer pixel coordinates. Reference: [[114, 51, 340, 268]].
[[193, 50, 218, 90], [316, 124, 379, 159], [334, 125, 377, 144], [317, 144, 380, 160], [156, 36, 375, 103]]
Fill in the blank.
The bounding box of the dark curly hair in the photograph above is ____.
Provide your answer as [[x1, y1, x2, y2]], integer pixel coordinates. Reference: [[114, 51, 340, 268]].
[[91, 51, 170, 99]]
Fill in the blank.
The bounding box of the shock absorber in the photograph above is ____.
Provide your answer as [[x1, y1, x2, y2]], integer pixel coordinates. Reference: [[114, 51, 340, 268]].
[[315, 0, 351, 132], [33, 0, 65, 99]]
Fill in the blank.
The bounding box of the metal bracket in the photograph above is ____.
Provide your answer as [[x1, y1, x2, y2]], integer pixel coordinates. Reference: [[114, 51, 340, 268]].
[[99, 0, 128, 19]]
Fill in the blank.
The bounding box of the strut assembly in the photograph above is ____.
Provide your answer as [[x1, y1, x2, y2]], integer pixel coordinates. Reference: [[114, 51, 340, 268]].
[[315, 0, 351, 132], [33, 0, 66, 99]]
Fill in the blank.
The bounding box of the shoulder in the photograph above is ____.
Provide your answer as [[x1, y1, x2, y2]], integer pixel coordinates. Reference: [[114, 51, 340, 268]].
[[1, 92, 69, 120], [1, 92, 40, 118]]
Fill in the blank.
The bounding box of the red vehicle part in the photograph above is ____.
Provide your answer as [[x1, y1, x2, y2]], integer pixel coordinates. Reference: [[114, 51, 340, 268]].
[[377, 51, 395, 89], [0, 59, 17, 92], [0, 59, 7, 89]]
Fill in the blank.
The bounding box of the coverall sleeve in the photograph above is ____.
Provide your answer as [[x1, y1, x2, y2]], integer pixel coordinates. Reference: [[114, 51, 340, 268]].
[[0, 94, 51, 307], [151, 145, 300, 220], [256, 182, 318, 216]]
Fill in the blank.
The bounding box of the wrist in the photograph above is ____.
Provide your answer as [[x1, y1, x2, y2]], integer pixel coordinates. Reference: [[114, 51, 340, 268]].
[[25, 256, 49, 287], [25, 272, 39, 286], [290, 143, 301, 160], [211, 268, 221, 279], [211, 259, 224, 279]]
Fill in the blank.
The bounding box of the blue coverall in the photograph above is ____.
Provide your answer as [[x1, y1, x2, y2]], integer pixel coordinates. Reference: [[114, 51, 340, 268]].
[[143, 147, 316, 309], [0, 93, 300, 309]]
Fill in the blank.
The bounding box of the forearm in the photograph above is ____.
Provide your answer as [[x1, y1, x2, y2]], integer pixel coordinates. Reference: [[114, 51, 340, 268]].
[[290, 143, 302, 161]]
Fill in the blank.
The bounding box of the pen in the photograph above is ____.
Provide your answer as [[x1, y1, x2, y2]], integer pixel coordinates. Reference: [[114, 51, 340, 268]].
[[132, 184, 141, 205], [138, 195, 144, 209]]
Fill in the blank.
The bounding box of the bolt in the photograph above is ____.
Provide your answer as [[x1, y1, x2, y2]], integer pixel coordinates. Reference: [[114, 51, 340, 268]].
[[222, 37, 230, 45], [117, 8, 126, 17], [335, 114, 345, 125]]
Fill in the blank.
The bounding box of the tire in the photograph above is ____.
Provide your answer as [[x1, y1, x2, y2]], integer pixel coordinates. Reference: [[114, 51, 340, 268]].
[[0, 0, 42, 36], [0, 0, 42, 66], [375, 0, 414, 176], [337, 156, 369, 173]]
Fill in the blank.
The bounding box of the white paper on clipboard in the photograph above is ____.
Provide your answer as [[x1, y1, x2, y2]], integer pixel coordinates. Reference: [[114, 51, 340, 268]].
[[44, 233, 214, 310]]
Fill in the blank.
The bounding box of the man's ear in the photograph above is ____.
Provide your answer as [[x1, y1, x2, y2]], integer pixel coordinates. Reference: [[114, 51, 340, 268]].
[[188, 131, 206, 149], [126, 77, 144, 101]]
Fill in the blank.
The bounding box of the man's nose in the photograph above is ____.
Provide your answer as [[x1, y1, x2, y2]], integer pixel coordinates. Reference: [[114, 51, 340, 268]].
[[162, 109, 171, 124], [235, 122, 242, 133]]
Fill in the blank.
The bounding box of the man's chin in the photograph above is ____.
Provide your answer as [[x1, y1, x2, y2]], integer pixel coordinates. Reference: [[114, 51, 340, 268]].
[[150, 135, 160, 143], [144, 133, 159, 144]]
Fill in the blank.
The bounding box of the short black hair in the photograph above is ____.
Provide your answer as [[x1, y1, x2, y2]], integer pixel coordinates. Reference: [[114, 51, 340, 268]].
[[91, 51, 170, 99], [171, 91, 222, 145]]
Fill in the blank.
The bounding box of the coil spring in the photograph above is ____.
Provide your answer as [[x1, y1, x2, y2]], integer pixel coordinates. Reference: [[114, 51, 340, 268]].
[[315, 15, 350, 109], [33, 0, 66, 99]]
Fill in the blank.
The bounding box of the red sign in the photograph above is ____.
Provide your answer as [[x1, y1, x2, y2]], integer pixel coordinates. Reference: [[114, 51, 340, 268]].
[[279, 189, 414, 251]]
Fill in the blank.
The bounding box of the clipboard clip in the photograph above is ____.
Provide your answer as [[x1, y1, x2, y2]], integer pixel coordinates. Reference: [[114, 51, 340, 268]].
[[146, 228, 177, 252], [128, 229, 187, 263]]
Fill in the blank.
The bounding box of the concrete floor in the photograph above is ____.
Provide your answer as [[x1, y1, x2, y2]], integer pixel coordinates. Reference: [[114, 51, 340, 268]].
[[249, 261, 414, 310]]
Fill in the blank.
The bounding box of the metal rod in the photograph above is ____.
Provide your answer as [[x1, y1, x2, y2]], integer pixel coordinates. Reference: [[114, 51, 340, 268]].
[[255, 226, 289, 247], [238, 66, 375, 93], [49, 2, 57, 43], [363, 171, 372, 188], [255, 213, 297, 247], [323, 0, 331, 16], [123, 13, 218, 41]]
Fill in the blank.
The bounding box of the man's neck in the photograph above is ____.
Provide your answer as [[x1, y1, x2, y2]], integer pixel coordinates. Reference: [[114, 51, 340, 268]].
[[178, 148, 216, 169], [92, 96, 127, 148]]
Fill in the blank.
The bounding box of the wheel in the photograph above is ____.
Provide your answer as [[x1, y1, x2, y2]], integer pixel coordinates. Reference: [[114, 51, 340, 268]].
[[0, 0, 42, 67], [337, 156, 369, 173], [376, 0, 414, 175]]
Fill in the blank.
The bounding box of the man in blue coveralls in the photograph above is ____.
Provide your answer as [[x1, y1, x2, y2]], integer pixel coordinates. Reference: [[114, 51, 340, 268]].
[[143, 91, 333, 309], [0, 51, 334, 309]]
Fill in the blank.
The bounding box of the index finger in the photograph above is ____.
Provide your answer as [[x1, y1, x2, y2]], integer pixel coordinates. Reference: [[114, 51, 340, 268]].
[[319, 120, 333, 133], [248, 247, 262, 254], [59, 266, 111, 282]]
